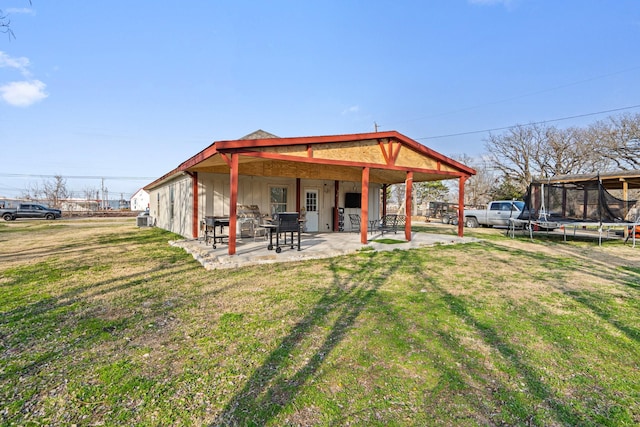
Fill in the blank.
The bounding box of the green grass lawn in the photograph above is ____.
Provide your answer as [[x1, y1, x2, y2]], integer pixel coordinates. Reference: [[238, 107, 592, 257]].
[[1, 219, 639, 426]]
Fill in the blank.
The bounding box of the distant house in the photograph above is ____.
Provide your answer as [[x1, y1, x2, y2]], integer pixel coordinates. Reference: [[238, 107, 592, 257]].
[[144, 130, 476, 255], [130, 188, 150, 212]]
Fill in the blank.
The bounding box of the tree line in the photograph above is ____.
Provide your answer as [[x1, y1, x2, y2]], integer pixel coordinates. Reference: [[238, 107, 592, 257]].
[[462, 112, 640, 205]]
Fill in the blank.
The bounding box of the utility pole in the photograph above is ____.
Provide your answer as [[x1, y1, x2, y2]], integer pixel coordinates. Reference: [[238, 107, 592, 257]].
[[374, 122, 379, 132]]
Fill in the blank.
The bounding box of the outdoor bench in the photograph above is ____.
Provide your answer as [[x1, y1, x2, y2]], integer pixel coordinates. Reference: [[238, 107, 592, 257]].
[[378, 214, 406, 235]]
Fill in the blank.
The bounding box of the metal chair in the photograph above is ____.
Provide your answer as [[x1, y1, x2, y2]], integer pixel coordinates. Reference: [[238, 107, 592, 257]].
[[252, 217, 268, 241], [348, 214, 361, 232]]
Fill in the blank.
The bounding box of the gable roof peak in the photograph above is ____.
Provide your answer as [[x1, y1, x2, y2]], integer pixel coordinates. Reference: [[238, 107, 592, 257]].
[[240, 129, 279, 140]]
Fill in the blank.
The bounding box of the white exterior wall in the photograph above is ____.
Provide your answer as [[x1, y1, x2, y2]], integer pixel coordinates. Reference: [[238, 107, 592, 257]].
[[130, 189, 150, 212], [149, 174, 193, 238], [197, 173, 381, 237], [151, 172, 382, 239]]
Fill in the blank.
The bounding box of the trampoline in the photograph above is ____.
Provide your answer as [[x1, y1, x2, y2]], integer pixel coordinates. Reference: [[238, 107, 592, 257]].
[[510, 176, 639, 247]]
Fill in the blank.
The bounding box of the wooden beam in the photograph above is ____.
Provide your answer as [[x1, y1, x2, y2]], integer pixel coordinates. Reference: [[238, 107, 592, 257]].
[[219, 153, 232, 168], [361, 167, 370, 244], [228, 154, 238, 255], [191, 172, 199, 239], [382, 184, 388, 217], [378, 139, 390, 165], [236, 150, 462, 177], [296, 178, 301, 213], [390, 142, 402, 164], [405, 172, 413, 241], [333, 181, 340, 231], [458, 176, 467, 237]]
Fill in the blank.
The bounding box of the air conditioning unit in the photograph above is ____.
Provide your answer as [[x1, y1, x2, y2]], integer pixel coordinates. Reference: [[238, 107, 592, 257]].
[[137, 215, 152, 227]]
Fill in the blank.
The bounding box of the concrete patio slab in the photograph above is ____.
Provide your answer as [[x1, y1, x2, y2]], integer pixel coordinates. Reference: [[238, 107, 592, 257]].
[[170, 226, 479, 270]]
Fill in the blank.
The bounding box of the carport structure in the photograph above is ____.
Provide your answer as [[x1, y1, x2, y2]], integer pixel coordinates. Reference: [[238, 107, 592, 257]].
[[147, 130, 476, 255]]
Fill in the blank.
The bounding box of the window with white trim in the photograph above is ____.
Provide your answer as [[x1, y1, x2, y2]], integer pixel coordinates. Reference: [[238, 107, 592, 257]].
[[270, 186, 288, 214]]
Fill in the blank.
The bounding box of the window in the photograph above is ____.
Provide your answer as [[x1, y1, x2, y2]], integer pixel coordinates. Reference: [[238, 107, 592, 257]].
[[306, 191, 317, 212], [270, 186, 288, 214], [169, 186, 175, 220]]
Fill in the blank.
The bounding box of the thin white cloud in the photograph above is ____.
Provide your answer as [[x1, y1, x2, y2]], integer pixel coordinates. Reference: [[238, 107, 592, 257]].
[[0, 51, 47, 106], [342, 105, 360, 115], [468, 0, 514, 6], [0, 80, 48, 107], [6, 8, 35, 15], [0, 51, 32, 77]]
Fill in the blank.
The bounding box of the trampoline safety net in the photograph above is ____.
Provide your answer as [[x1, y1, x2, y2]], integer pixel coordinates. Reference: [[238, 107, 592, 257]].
[[519, 180, 638, 223]]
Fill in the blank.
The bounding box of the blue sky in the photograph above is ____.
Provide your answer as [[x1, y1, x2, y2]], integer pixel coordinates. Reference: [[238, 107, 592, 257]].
[[1, 0, 639, 199]]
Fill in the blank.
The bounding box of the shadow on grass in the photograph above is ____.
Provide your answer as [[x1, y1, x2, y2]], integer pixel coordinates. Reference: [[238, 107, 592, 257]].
[[434, 286, 587, 425], [211, 250, 410, 426], [0, 263, 201, 377]]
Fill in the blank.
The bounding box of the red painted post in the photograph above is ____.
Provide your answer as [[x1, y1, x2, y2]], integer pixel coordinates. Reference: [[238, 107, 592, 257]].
[[405, 172, 413, 241], [192, 172, 199, 239], [228, 154, 239, 255], [361, 168, 370, 244], [458, 176, 467, 237]]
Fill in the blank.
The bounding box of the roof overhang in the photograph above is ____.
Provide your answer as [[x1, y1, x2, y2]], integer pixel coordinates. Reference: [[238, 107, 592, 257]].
[[145, 131, 475, 190], [537, 170, 640, 190]]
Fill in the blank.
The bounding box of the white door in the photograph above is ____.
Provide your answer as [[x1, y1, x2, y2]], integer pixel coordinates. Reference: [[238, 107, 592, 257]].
[[304, 189, 319, 232]]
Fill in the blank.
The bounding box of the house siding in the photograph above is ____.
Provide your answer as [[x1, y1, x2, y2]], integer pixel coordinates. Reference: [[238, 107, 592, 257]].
[[149, 174, 193, 238], [151, 172, 381, 239]]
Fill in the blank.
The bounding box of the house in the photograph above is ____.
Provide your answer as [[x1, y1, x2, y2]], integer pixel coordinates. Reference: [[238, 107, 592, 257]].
[[144, 130, 476, 255], [130, 188, 150, 212]]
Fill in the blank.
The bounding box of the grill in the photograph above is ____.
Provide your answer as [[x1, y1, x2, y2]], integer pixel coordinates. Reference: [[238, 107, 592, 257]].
[[267, 212, 301, 253], [204, 216, 230, 249], [236, 205, 262, 237]]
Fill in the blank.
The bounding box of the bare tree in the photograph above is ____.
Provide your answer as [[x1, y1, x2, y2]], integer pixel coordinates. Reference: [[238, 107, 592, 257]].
[[1, 9, 13, 39], [484, 124, 547, 192], [484, 114, 640, 192], [450, 154, 496, 206], [21, 182, 42, 201], [22, 175, 69, 207], [585, 113, 640, 171], [1, 1, 31, 40], [43, 175, 69, 208]]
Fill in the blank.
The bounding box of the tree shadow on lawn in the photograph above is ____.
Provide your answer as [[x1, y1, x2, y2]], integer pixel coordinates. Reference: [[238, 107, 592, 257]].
[[485, 239, 640, 346], [533, 247, 640, 344], [0, 263, 201, 380], [211, 250, 409, 426], [411, 243, 638, 425], [432, 284, 589, 426]]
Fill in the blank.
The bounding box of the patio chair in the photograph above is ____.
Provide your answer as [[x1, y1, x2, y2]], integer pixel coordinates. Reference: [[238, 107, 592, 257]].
[[252, 216, 269, 241], [378, 214, 406, 235], [348, 214, 361, 232]]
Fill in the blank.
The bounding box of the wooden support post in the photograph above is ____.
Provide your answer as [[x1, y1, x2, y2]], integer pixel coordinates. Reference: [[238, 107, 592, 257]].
[[458, 176, 467, 237], [405, 171, 413, 241], [623, 179, 629, 238], [296, 178, 301, 213], [361, 168, 370, 244], [382, 184, 388, 217], [333, 180, 340, 231], [228, 154, 238, 255], [191, 172, 199, 239]]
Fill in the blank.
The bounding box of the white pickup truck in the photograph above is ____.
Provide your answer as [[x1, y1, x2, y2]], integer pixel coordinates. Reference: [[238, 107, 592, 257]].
[[463, 200, 525, 228]]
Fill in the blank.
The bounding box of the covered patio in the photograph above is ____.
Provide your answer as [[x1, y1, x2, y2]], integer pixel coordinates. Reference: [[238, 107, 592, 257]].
[[171, 223, 479, 270], [145, 130, 476, 256]]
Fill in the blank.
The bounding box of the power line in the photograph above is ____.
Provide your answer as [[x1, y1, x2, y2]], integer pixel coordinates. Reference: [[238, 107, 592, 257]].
[[399, 65, 640, 124], [0, 173, 156, 180], [416, 104, 640, 140]]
